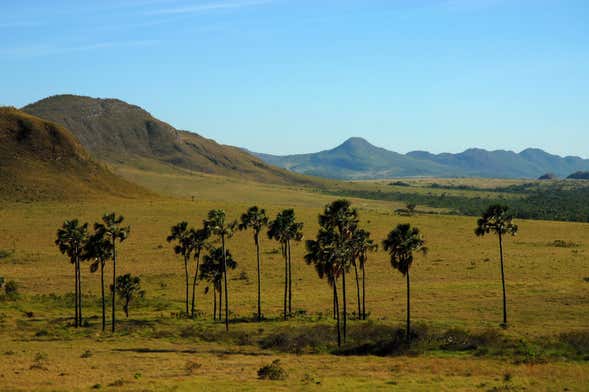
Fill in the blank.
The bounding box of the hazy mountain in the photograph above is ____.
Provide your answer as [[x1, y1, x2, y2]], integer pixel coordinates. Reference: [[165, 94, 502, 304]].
[[254, 138, 589, 179], [22, 95, 320, 186], [0, 107, 149, 201]]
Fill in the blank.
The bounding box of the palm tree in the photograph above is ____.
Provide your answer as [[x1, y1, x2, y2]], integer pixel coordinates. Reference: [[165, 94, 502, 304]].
[[268, 209, 303, 319], [190, 227, 209, 319], [83, 231, 113, 331], [351, 228, 377, 320], [200, 246, 237, 321], [318, 200, 358, 341], [112, 274, 144, 318], [475, 205, 518, 327], [305, 228, 343, 347], [95, 213, 130, 333], [383, 223, 427, 341], [239, 206, 269, 321], [167, 222, 196, 317], [55, 219, 89, 328], [204, 209, 236, 331]]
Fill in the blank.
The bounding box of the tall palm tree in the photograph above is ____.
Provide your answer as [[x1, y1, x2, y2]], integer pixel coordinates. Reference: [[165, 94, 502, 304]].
[[305, 228, 343, 347], [351, 228, 377, 320], [190, 227, 209, 319], [318, 200, 357, 341], [200, 246, 237, 321], [204, 209, 236, 331], [83, 231, 113, 331], [383, 223, 427, 341], [268, 209, 303, 319], [167, 221, 195, 316], [475, 205, 518, 327], [56, 219, 89, 328], [95, 213, 130, 333], [239, 206, 269, 321]]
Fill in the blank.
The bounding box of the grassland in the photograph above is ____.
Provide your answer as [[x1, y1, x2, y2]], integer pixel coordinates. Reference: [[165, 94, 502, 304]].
[[0, 172, 588, 391]]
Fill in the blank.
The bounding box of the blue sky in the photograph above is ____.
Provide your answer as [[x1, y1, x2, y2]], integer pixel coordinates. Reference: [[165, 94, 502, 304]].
[[1, 0, 588, 157]]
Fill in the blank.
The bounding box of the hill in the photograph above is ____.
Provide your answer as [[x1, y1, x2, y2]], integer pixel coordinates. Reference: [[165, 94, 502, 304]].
[[0, 107, 149, 201], [255, 138, 589, 179], [567, 171, 589, 180], [22, 95, 320, 186]]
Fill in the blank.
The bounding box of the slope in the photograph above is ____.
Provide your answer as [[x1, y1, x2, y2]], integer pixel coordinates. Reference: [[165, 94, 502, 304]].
[[0, 107, 150, 201], [22, 95, 321, 186]]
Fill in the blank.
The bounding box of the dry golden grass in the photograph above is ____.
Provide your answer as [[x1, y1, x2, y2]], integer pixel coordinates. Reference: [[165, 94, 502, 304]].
[[0, 172, 588, 390]]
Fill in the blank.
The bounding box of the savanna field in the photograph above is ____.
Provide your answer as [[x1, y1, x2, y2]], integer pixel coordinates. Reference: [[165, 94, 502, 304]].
[[0, 172, 588, 391]]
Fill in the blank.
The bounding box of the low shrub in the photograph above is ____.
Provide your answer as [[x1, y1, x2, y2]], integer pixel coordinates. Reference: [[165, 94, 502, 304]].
[[257, 359, 287, 380]]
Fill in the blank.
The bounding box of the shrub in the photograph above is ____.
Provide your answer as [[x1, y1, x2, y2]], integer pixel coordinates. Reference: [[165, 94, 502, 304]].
[[0, 249, 12, 259], [4, 280, 18, 299], [257, 359, 287, 380]]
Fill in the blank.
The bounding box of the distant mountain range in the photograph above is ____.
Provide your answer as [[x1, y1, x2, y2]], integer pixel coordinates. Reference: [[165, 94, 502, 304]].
[[22, 95, 319, 186], [253, 137, 589, 180]]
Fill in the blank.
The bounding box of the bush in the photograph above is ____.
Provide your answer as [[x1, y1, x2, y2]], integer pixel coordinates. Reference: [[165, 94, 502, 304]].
[[257, 359, 287, 380], [4, 280, 18, 299]]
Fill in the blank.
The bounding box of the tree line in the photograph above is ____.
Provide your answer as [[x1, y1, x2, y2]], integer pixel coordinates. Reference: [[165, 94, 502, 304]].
[[55, 202, 518, 347]]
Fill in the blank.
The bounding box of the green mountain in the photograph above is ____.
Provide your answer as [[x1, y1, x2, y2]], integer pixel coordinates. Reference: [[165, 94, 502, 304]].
[[0, 107, 150, 201], [255, 138, 589, 179], [567, 171, 589, 180], [22, 95, 320, 186]]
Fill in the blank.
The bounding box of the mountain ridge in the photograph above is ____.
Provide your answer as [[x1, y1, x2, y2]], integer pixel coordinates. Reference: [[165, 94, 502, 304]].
[[253, 137, 589, 179]]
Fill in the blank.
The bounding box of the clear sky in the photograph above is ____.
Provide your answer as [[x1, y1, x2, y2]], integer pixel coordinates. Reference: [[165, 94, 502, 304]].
[[1, 0, 588, 157]]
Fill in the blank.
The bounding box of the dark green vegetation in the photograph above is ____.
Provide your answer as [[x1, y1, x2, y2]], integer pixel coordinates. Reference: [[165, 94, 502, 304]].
[[328, 180, 589, 222], [0, 107, 149, 201], [22, 95, 322, 186], [255, 137, 589, 179], [568, 171, 589, 180]]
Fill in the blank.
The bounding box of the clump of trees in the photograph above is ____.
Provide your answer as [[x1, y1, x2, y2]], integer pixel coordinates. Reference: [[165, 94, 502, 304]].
[[49, 200, 521, 348], [55, 213, 131, 331]]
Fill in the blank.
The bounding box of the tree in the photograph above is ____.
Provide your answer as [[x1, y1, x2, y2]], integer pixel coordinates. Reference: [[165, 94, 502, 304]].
[[200, 246, 237, 321], [95, 213, 130, 332], [190, 228, 209, 319], [204, 209, 236, 331], [268, 209, 303, 320], [351, 228, 377, 320], [56, 219, 89, 328], [83, 231, 113, 331], [238, 206, 269, 321], [475, 205, 518, 327], [112, 274, 144, 318], [305, 228, 343, 347], [318, 200, 357, 341], [383, 223, 427, 341], [167, 222, 195, 317]]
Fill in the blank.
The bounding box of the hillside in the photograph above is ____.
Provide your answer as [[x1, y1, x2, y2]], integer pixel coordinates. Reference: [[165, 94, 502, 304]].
[[255, 138, 589, 179], [0, 107, 149, 201], [22, 95, 321, 186], [567, 171, 589, 180]]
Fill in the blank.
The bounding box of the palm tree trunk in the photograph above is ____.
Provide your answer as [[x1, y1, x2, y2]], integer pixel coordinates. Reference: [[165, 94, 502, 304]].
[[334, 278, 341, 348], [499, 233, 507, 326], [255, 235, 262, 321], [406, 270, 411, 341], [362, 263, 366, 320], [124, 299, 129, 318], [333, 283, 337, 319], [342, 264, 347, 342], [219, 282, 222, 321], [213, 286, 217, 320], [288, 240, 292, 317], [353, 260, 361, 319], [283, 243, 287, 320], [74, 260, 78, 328], [184, 254, 189, 316], [77, 256, 82, 326], [101, 261, 105, 331], [191, 254, 200, 319], [222, 235, 229, 331], [112, 239, 117, 333]]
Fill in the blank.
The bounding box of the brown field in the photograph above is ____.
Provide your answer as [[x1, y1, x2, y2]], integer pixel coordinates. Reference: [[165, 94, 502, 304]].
[[0, 172, 588, 391]]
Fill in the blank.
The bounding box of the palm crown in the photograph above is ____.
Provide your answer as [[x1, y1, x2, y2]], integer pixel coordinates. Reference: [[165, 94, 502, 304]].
[[475, 205, 518, 237], [383, 223, 427, 276]]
